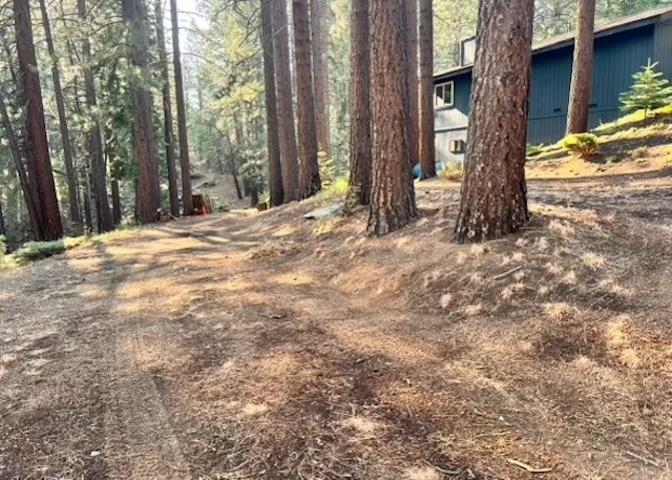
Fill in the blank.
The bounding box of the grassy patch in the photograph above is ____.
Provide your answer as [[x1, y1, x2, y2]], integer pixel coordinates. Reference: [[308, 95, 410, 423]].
[[12, 237, 88, 264], [5, 227, 137, 269], [594, 104, 672, 135], [527, 143, 547, 157], [318, 176, 350, 205]]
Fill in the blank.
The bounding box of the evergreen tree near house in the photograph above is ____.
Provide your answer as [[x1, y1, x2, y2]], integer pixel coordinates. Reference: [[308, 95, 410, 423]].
[[620, 60, 672, 117]]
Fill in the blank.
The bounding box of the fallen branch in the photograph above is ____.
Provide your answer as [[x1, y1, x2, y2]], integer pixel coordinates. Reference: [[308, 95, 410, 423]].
[[506, 458, 552, 474], [423, 460, 459, 476], [493, 266, 524, 281], [625, 451, 660, 468]]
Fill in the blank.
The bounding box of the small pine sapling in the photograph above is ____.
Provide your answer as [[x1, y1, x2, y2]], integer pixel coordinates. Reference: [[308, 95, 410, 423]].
[[620, 60, 672, 117]]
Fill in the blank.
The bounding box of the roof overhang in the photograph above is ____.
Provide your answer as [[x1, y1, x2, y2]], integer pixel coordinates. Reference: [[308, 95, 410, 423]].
[[434, 6, 672, 83]]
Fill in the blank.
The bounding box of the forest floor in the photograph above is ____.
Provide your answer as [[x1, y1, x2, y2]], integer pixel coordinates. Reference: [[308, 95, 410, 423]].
[[2, 156, 672, 480]]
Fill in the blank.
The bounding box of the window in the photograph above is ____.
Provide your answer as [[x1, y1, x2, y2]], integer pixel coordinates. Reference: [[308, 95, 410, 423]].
[[434, 81, 454, 109]]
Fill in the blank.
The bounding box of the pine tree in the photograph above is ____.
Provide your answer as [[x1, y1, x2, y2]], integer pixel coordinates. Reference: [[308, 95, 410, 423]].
[[368, 0, 417, 236], [454, 0, 534, 243], [348, 0, 372, 206], [293, 0, 321, 199], [620, 60, 672, 117], [566, 0, 596, 135]]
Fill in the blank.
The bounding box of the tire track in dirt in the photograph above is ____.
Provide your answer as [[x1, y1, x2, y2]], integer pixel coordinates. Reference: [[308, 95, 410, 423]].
[[101, 260, 191, 479]]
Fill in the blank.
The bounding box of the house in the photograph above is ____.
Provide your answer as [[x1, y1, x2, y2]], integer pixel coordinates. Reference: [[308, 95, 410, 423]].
[[433, 6, 672, 165]]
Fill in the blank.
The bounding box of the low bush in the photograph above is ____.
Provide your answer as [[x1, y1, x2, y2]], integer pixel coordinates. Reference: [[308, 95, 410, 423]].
[[13, 237, 87, 264], [320, 176, 350, 204], [441, 162, 463, 181], [527, 143, 546, 157], [560, 133, 599, 159]]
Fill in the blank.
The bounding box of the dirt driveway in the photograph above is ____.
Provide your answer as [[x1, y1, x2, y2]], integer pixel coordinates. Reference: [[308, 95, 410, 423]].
[[2, 172, 672, 480]]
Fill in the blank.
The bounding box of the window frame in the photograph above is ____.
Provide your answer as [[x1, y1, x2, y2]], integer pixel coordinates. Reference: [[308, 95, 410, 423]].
[[434, 81, 455, 110]]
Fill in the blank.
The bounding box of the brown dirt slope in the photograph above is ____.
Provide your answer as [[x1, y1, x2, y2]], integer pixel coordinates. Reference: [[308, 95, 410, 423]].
[[2, 170, 672, 479]]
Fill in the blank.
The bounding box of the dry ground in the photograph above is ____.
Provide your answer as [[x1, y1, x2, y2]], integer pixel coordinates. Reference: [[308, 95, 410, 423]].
[[2, 165, 672, 479]]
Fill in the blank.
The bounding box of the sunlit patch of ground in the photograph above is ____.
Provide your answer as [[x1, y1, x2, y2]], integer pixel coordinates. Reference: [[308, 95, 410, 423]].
[[2, 156, 672, 479]]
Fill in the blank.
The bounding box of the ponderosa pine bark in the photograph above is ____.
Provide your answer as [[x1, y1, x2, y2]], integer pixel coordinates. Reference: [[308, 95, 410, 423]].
[[566, 0, 596, 134], [310, 0, 331, 158], [14, 0, 63, 240], [368, 0, 417, 236], [111, 178, 122, 225], [454, 0, 534, 244], [156, 0, 180, 217], [170, 0, 194, 216], [418, 0, 435, 179], [0, 90, 41, 238], [272, 0, 300, 202], [348, 0, 372, 205], [122, 0, 160, 224], [261, 0, 284, 207], [405, 0, 420, 174], [293, 0, 321, 199], [39, 0, 81, 227], [79, 0, 114, 234]]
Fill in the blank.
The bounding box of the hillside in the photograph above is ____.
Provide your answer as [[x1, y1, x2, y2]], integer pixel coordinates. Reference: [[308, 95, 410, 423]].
[[526, 111, 672, 180], [2, 124, 672, 478]]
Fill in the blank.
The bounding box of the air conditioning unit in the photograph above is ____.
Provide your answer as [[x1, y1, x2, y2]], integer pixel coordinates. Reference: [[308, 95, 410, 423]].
[[449, 140, 465, 154]]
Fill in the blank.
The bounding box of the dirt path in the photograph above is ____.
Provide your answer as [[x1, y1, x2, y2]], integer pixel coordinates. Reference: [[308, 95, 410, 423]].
[[2, 174, 672, 479]]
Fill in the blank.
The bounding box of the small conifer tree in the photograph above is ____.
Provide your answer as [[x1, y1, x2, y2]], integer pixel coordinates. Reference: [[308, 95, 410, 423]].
[[620, 60, 672, 117]]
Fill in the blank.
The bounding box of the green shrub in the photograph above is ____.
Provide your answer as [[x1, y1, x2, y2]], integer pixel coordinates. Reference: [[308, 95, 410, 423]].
[[441, 162, 464, 181], [321, 176, 350, 204], [0, 235, 6, 264], [13, 237, 87, 264], [560, 133, 599, 159], [318, 151, 336, 188], [527, 143, 546, 157]]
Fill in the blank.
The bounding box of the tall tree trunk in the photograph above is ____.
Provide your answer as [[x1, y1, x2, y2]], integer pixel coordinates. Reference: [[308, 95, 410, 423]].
[[0, 90, 41, 239], [79, 0, 114, 234], [249, 184, 259, 207], [566, 0, 596, 134], [0, 193, 5, 238], [156, 0, 180, 217], [418, 0, 435, 179], [454, 0, 534, 244], [310, 0, 331, 158], [170, 0, 194, 216], [261, 0, 284, 207], [272, 0, 300, 202], [14, 0, 63, 241], [368, 0, 417, 236], [348, 0, 372, 206], [83, 157, 93, 234], [231, 161, 243, 201], [405, 0, 420, 174], [293, 0, 321, 199], [39, 0, 81, 226], [111, 178, 122, 225], [122, 0, 161, 224]]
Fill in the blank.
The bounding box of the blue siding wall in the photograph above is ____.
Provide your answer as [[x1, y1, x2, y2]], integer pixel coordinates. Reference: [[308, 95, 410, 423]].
[[529, 25, 655, 144], [654, 20, 672, 81], [434, 73, 471, 165], [434, 23, 662, 163]]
